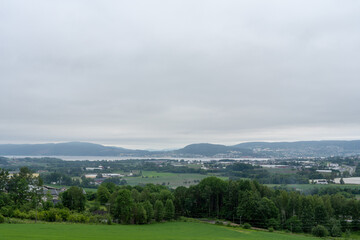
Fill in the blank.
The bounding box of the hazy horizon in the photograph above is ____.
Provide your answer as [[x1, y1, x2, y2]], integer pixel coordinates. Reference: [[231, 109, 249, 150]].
[[1, 1, 360, 149]]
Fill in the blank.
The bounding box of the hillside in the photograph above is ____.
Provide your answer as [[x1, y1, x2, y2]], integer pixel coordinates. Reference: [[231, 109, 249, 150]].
[[234, 140, 360, 157], [1, 140, 360, 158], [0, 142, 148, 156]]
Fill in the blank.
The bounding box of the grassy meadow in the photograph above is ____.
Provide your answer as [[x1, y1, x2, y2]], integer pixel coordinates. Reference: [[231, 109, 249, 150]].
[[124, 171, 228, 188], [0, 222, 318, 240]]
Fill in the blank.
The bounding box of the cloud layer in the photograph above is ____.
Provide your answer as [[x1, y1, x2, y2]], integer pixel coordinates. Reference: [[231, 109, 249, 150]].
[[1, 0, 360, 148]]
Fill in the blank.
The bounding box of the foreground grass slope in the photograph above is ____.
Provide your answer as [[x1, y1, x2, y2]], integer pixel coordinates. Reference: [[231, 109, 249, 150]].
[[0, 222, 317, 240]]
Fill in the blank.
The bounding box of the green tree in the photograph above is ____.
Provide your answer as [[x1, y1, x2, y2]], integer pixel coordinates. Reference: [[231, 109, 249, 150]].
[[237, 190, 259, 224], [154, 200, 164, 222], [143, 200, 154, 223], [97, 185, 110, 205], [340, 178, 345, 184], [286, 216, 303, 233], [133, 202, 147, 224], [164, 199, 175, 220], [114, 189, 133, 224], [61, 186, 86, 211], [7, 172, 30, 205], [0, 169, 9, 192], [29, 176, 44, 223]]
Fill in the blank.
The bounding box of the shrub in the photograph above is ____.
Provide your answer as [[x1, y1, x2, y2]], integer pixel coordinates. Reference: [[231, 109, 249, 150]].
[[107, 216, 112, 225], [0, 207, 13, 217], [328, 218, 342, 237], [345, 229, 351, 238], [285, 216, 302, 233], [0, 214, 5, 223], [13, 209, 28, 220], [331, 225, 342, 237], [267, 218, 280, 230], [268, 227, 274, 232], [312, 225, 329, 238], [68, 213, 89, 223], [57, 208, 70, 221], [43, 209, 57, 222], [243, 223, 251, 229]]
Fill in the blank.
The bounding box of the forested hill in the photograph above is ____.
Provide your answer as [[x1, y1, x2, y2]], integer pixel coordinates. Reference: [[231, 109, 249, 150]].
[[0, 142, 148, 156], [173, 143, 255, 157], [1, 140, 360, 157], [234, 140, 360, 157]]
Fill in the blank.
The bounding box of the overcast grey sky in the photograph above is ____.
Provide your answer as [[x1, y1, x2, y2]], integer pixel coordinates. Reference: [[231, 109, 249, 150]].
[[1, 0, 360, 149]]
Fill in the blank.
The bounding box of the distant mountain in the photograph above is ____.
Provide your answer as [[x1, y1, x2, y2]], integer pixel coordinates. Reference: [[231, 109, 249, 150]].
[[1, 140, 360, 158], [233, 140, 360, 157], [0, 142, 148, 156], [174, 143, 255, 157]]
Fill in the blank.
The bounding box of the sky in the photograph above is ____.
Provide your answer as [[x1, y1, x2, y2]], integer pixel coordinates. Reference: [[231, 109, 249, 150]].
[[1, 0, 360, 149]]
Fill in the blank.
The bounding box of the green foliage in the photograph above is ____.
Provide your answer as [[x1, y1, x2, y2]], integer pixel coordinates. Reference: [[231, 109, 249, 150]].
[[285, 216, 302, 233], [0, 214, 4, 223], [312, 225, 329, 238], [243, 223, 251, 229], [97, 185, 110, 205], [266, 218, 280, 230], [143, 201, 154, 223], [328, 218, 342, 237], [114, 189, 133, 224], [154, 200, 164, 222], [330, 225, 342, 237], [133, 203, 147, 224], [61, 186, 86, 211], [164, 199, 175, 220]]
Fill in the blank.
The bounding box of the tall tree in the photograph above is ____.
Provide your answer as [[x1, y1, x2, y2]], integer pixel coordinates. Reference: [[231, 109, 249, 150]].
[[114, 189, 134, 224], [61, 186, 86, 211], [143, 200, 154, 223], [97, 185, 110, 205], [164, 199, 175, 220], [154, 200, 164, 222]]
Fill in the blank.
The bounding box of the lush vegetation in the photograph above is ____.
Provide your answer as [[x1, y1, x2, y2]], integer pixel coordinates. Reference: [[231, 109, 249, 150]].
[[0, 159, 360, 237]]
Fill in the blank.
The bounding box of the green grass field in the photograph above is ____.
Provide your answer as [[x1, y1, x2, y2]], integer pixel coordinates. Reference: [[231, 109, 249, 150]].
[[46, 184, 97, 193], [0, 222, 318, 240], [124, 171, 228, 188]]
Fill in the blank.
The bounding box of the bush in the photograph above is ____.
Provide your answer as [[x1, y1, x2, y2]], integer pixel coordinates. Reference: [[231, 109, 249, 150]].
[[345, 229, 351, 238], [268, 227, 274, 232], [43, 209, 57, 222], [312, 225, 329, 238], [328, 218, 342, 237], [285, 216, 302, 233], [267, 218, 280, 230], [57, 208, 70, 221], [68, 213, 89, 223], [0, 214, 5, 223], [13, 209, 28, 220], [243, 223, 251, 229], [0, 207, 13, 217], [107, 216, 112, 225], [331, 225, 342, 237]]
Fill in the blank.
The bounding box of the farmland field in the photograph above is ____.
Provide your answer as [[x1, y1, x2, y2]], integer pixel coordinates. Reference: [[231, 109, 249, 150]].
[[124, 171, 228, 187], [0, 222, 318, 240]]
